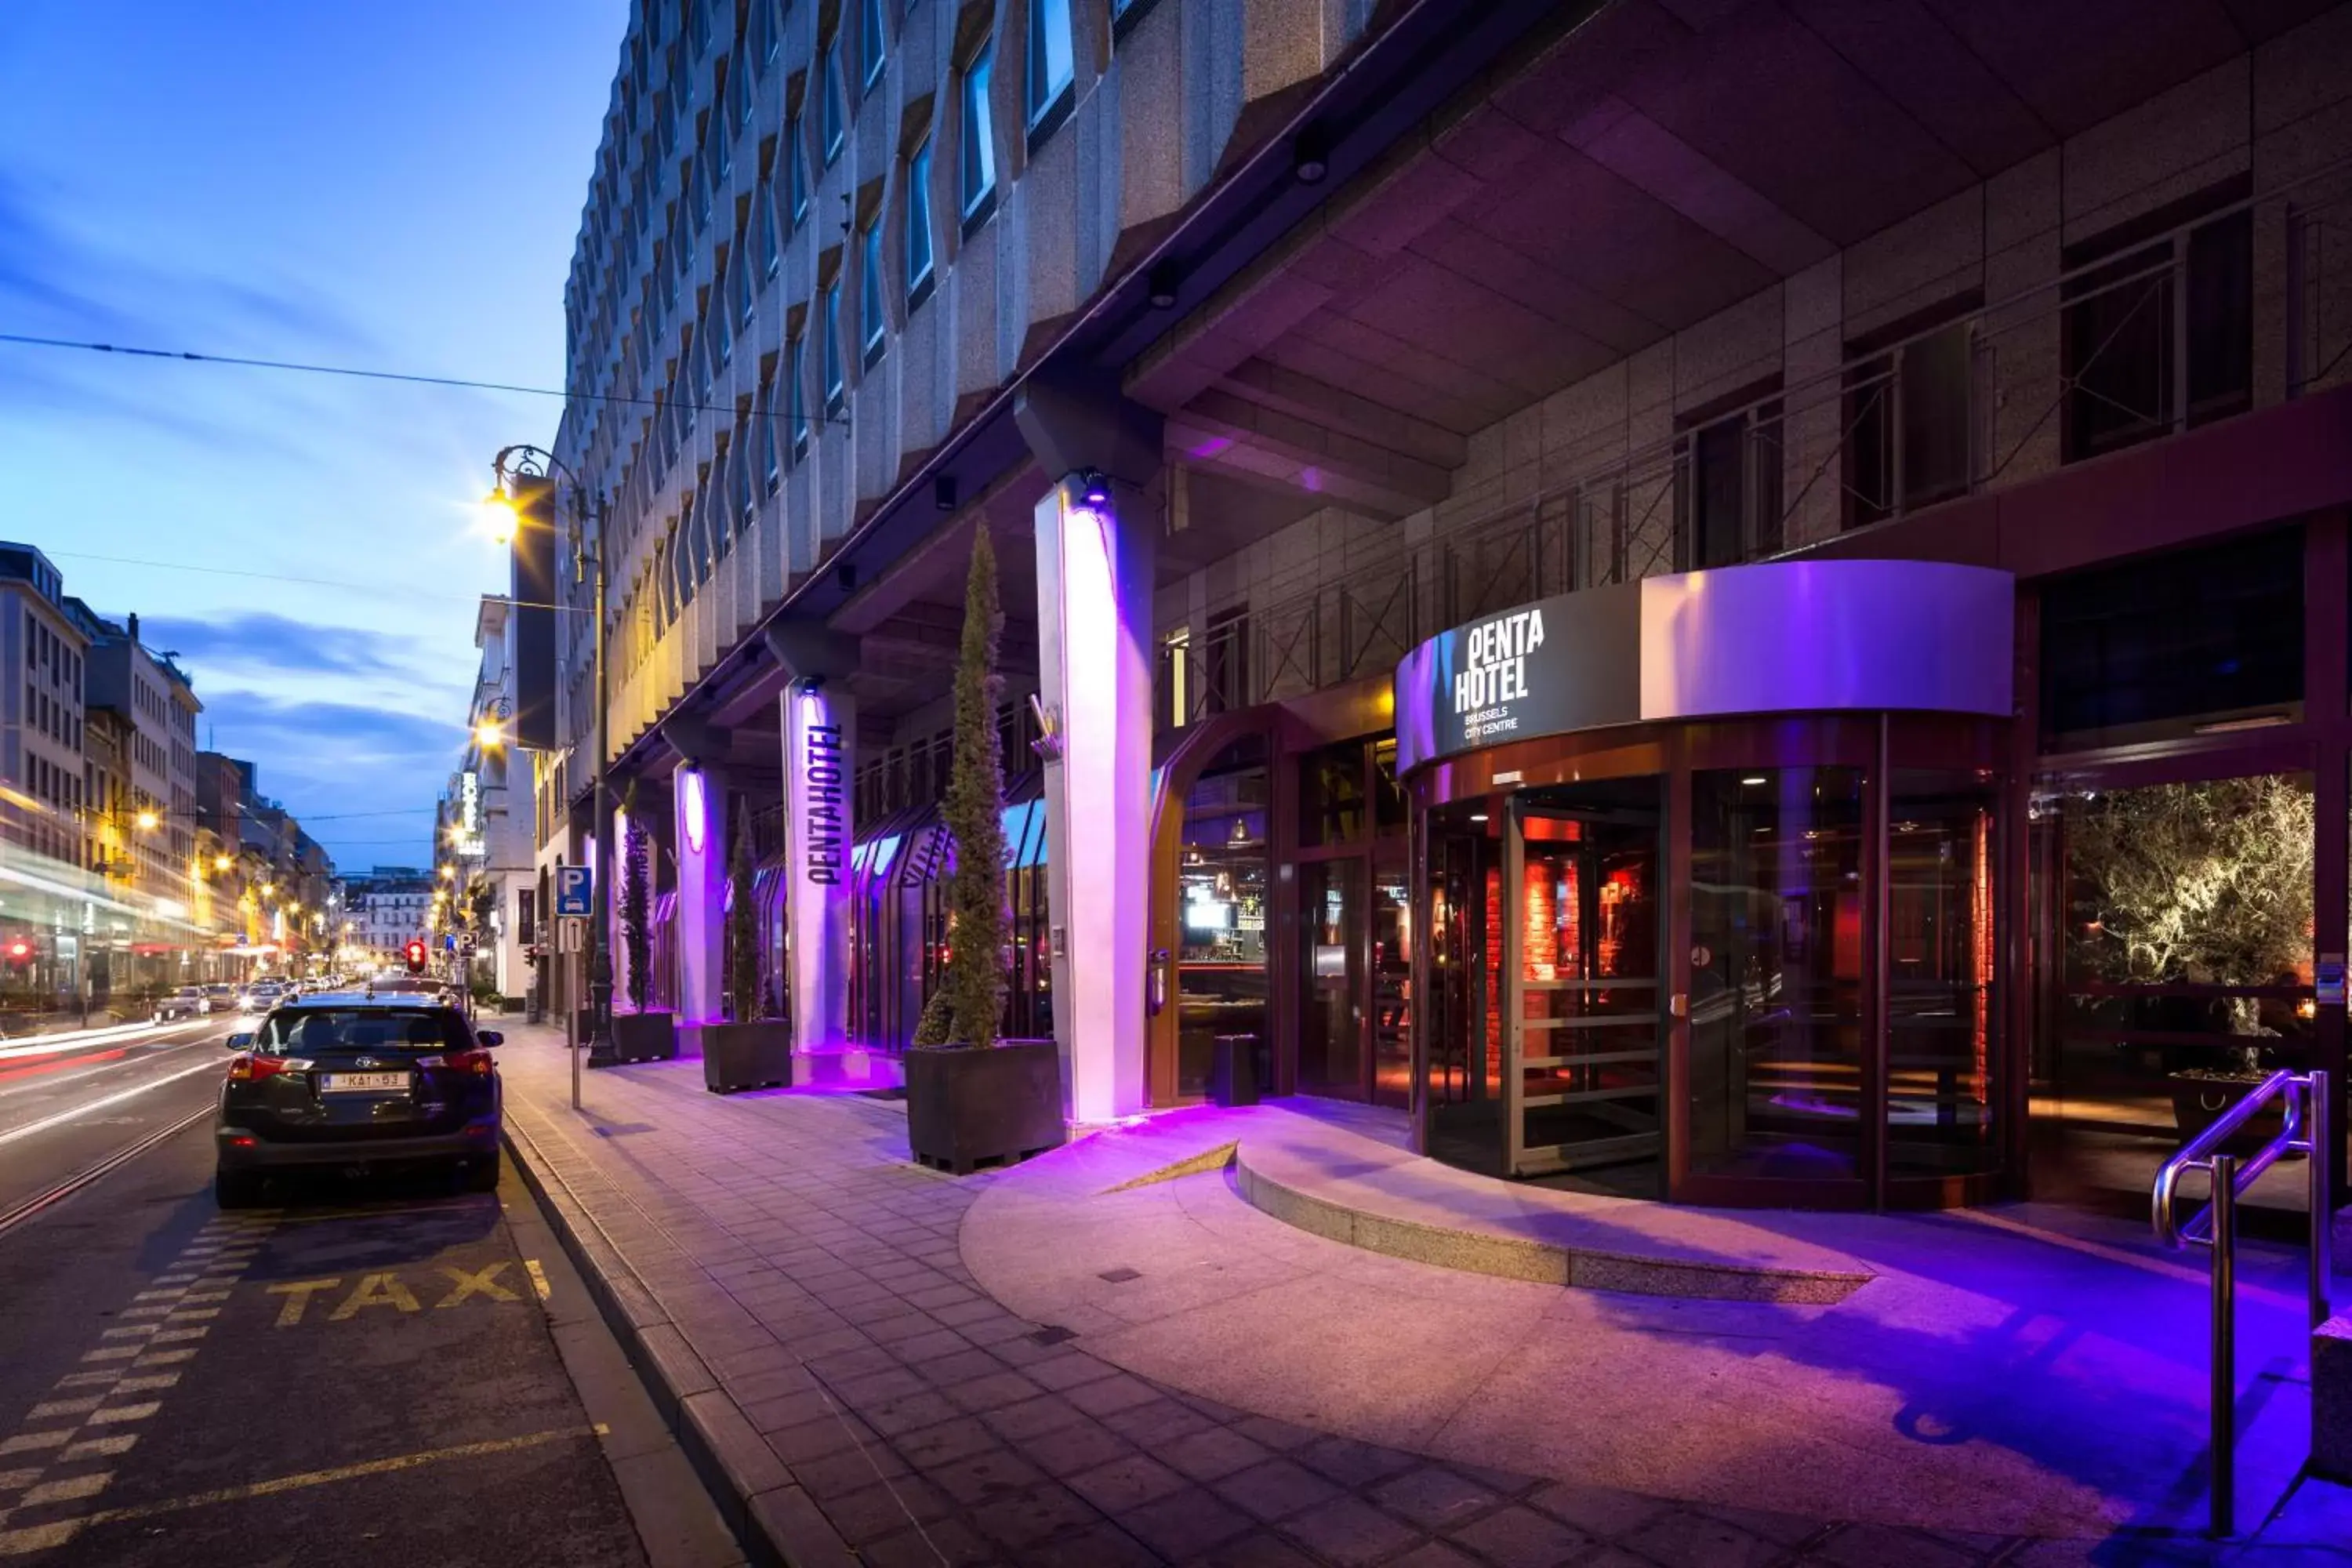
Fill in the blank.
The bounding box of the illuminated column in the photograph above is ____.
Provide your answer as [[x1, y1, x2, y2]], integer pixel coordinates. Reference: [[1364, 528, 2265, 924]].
[[779, 681, 855, 1054], [1033, 473, 1156, 1120], [673, 767, 724, 1025]]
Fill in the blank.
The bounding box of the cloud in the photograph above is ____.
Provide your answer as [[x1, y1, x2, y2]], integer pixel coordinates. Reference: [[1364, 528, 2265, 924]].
[[136, 612, 439, 685], [192, 689, 466, 869]]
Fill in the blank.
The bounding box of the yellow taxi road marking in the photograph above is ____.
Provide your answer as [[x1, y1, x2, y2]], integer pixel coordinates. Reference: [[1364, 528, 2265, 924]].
[[109, 1374, 177, 1396], [0, 1471, 37, 1490], [329, 1273, 421, 1319], [78, 1347, 140, 1363], [179, 1290, 231, 1305], [149, 1327, 206, 1345], [132, 1350, 193, 1368], [0, 1519, 78, 1555], [86, 1403, 158, 1425], [24, 1399, 100, 1421], [55, 1372, 119, 1388], [37, 1423, 611, 1532], [119, 1305, 176, 1320], [435, 1263, 520, 1307], [19, 1473, 107, 1507], [59, 1436, 134, 1462], [99, 1327, 156, 1341], [266, 1278, 342, 1327], [166, 1307, 221, 1321], [153, 1275, 196, 1286], [129, 1290, 183, 1303], [524, 1259, 551, 1300], [0, 1436, 67, 1457]]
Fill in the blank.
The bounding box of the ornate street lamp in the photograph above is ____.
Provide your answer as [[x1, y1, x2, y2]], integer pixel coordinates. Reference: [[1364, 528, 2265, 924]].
[[487, 442, 612, 1109]]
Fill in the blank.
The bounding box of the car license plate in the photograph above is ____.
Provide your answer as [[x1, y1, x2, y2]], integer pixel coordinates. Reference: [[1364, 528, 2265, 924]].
[[321, 1072, 408, 1094]]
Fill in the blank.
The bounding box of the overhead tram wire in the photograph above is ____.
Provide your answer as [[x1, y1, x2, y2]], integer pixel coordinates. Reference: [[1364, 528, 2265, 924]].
[[0, 330, 844, 429], [40, 550, 589, 615]]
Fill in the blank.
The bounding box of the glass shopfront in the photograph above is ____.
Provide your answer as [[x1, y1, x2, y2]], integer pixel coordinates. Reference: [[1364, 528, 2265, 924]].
[[1399, 561, 2019, 1209]]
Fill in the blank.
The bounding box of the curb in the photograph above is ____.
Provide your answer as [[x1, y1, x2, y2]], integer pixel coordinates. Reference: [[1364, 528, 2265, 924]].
[[1232, 1139, 1875, 1305], [503, 1112, 857, 1568]]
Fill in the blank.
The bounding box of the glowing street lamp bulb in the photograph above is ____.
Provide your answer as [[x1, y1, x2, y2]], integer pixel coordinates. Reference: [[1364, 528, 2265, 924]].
[[135, 809, 160, 831], [481, 489, 520, 545], [475, 719, 503, 749], [214, 854, 232, 872]]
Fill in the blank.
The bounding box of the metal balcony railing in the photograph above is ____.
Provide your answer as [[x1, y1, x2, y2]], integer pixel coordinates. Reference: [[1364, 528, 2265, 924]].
[[1157, 158, 2352, 731]]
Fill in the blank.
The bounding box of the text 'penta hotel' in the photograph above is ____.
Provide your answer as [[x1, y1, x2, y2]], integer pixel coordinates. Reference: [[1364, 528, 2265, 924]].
[[531, 0, 2352, 1217]]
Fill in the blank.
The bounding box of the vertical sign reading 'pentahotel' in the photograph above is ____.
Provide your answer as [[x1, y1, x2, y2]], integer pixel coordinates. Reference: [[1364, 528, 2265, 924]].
[[801, 721, 845, 886]]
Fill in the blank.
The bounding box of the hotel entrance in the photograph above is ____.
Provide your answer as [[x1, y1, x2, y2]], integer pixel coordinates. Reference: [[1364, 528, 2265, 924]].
[[1400, 560, 2019, 1209]]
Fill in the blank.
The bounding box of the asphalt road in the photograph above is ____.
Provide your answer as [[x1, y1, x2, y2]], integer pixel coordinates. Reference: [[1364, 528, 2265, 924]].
[[0, 1017, 233, 1223], [0, 1055, 652, 1567]]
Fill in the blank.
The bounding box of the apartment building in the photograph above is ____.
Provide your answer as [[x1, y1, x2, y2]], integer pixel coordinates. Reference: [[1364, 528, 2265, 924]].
[[542, 0, 2352, 1214], [0, 546, 89, 871]]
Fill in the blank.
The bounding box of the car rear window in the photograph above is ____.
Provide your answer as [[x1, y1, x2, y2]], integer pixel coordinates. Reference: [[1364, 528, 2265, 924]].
[[256, 1008, 471, 1055]]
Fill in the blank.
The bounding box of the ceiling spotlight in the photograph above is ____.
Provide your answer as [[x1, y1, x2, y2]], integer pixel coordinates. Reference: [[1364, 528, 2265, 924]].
[[1078, 468, 1112, 509], [935, 474, 957, 512], [1146, 263, 1179, 310], [1292, 129, 1329, 185]]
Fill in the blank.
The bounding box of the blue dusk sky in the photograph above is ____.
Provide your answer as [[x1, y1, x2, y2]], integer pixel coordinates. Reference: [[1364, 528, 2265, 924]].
[[0, 1, 626, 870]]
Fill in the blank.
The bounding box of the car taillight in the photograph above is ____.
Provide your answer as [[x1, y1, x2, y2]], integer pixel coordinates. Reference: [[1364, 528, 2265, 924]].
[[227, 1054, 296, 1082], [417, 1050, 494, 1076]]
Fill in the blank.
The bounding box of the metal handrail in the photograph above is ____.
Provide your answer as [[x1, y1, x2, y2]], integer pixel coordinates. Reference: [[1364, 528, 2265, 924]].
[[2150, 1068, 2332, 1540]]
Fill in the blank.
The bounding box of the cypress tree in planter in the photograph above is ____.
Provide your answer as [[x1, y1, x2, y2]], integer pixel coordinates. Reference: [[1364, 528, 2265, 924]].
[[704, 799, 791, 1090], [906, 525, 1066, 1172], [605, 781, 677, 1063]]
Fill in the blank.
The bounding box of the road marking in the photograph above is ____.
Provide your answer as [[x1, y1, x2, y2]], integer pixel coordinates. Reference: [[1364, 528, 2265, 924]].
[[0, 1471, 36, 1491], [328, 1272, 420, 1319], [0, 1518, 77, 1555], [130, 1350, 192, 1368], [78, 1347, 140, 1363], [109, 1375, 177, 1396], [524, 1258, 551, 1300], [0, 1058, 223, 1149], [57, 1437, 133, 1462], [34, 1424, 610, 1534], [165, 1308, 220, 1323], [52, 1374, 117, 1390], [0, 1436, 70, 1457], [129, 1290, 183, 1303], [24, 1401, 100, 1421], [97, 1327, 155, 1341], [85, 1403, 158, 1425], [18, 1473, 107, 1507], [266, 1278, 341, 1327], [435, 1262, 520, 1307], [147, 1327, 206, 1345]]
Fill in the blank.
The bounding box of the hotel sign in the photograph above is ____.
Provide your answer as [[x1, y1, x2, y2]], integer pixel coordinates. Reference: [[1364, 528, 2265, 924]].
[[799, 722, 846, 886], [1394, 586, 1639, 771], [455, 770, 487, 859]]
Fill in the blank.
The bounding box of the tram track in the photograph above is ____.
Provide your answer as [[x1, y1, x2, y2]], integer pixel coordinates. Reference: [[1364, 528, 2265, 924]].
[[0, 1102, 215, 1240]]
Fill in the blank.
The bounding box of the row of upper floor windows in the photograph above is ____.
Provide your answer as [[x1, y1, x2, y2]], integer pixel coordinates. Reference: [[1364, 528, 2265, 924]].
[[563, 0, 1116, 477]]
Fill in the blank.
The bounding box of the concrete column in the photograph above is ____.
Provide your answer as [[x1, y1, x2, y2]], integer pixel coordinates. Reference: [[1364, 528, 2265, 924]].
[[1033, 474, 1157, 1121], [672, 765, 725, 1025], [779, 681, 855, 1053]]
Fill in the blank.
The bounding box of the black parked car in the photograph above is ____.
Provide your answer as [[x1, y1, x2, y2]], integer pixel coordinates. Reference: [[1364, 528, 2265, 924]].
[[213, 994, 503, 1208]]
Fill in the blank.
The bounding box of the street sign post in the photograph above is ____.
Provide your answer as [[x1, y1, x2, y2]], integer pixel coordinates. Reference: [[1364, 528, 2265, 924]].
[[555, 866, 593, 918]]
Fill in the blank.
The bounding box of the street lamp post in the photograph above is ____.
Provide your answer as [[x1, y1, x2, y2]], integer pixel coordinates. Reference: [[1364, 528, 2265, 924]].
[[488, 443, 611, 1112]]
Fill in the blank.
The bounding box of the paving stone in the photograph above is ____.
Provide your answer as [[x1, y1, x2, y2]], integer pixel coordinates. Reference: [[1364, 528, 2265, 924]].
[[967, 1479, 1105, 1551], [1117, 1483, 1258, 1559], [743, 1385, 839, 1434], [1809, 1523, 1981, 1568], [1617, 1508, 1784, 1568], [1101, 1393, 1219, 1446], [1693, 1502, 1829, 1548], [1276, 1494, 1425, 1567], [862, 1388, 965, 1437], [1527, 1483, 1673, 1541], [982, 1394, 1089, 1443], [920, 1348, 1014, 1388], [858, 1515, 1002, 1568], [1021, 1417, 1141, 1478], [1383, 1544, 1484, 1568], [1373, 1466, 1500, 1530], [1070, 1451, 1192, 1513], [946, 1370, 1045, 1414], [1441, 1503, 1593, 1568], [818, 1475, 956, 1541], [925, 1445, 1047, 1507], [765, 1411, 878, 1466], [1214, 1457, 1347, 1523], [894, 1416, 1000, 1468], [1069, 1372, 1167, 1417], [1294, 1434, 1423, 1489], [1160, 1425, 1276, 1483], [1017, 1523, 1164, 1567], [1230, 1414, 1321, 1452]]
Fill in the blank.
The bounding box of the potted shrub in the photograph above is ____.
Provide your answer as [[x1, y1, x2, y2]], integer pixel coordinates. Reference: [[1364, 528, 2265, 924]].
[[702, 800, 793, 1091], [606, 786, 677, 1063], [905, 525, 1065, 1174]]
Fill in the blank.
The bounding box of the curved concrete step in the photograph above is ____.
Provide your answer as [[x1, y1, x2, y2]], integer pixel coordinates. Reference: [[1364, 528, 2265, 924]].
[[1233, 1123, 1875, 1304]]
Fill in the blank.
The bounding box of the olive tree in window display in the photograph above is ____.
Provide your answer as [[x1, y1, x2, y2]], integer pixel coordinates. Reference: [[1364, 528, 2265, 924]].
[[905, 524, 1065, 1172], [2066, 776, 2314, 1131]]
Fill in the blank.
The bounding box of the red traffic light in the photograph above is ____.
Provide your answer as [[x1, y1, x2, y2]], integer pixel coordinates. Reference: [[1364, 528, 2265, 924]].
[[404, 939, 427, 975], [5, 940, 28, 961]]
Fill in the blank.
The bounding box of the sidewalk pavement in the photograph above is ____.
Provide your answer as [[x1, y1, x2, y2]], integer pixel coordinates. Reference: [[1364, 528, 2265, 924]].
[[491, 1025, 2347, 1567]]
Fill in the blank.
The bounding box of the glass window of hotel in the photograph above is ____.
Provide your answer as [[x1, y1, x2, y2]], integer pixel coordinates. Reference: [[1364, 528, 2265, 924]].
[[1298, 741, 1367, 848], [860, 0, 887, 87], [2062, 188, 2252, 463], [786, 111, 810, 227], [822, 42, 846, 165], [733, 46, 754, 130], [905, 138, 935, 306], [2047, 773, 2316, 1208], [1177, 739, 1270, 1102], [1687, 768, 1868, 1181], [760, 380, 782, 491], [861, 221, 887, 364], [1025, 0, 1073, 132], [740, 216, 760, 322], [753, 0, 777, 71], [757, 178, 781, 282], [822, 285, 845, 412], [789, 335, 811, 454], [711, 263, 734, 367], [1886, 768, 2000, 1178], [1842, 299, 1978, 530], [960, 44, 996, 224]]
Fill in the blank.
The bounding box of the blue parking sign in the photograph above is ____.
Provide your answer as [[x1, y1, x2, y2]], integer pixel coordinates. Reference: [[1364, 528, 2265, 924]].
[[556, 865, 593, 917]]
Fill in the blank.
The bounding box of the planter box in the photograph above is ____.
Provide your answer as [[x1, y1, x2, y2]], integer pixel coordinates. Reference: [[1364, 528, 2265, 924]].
[[2169, 1071, 2285, 1149], [601, 1011, 677, 1065], [696, 1022, 794, 1093], [906, 1040, 1066, 1175]]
